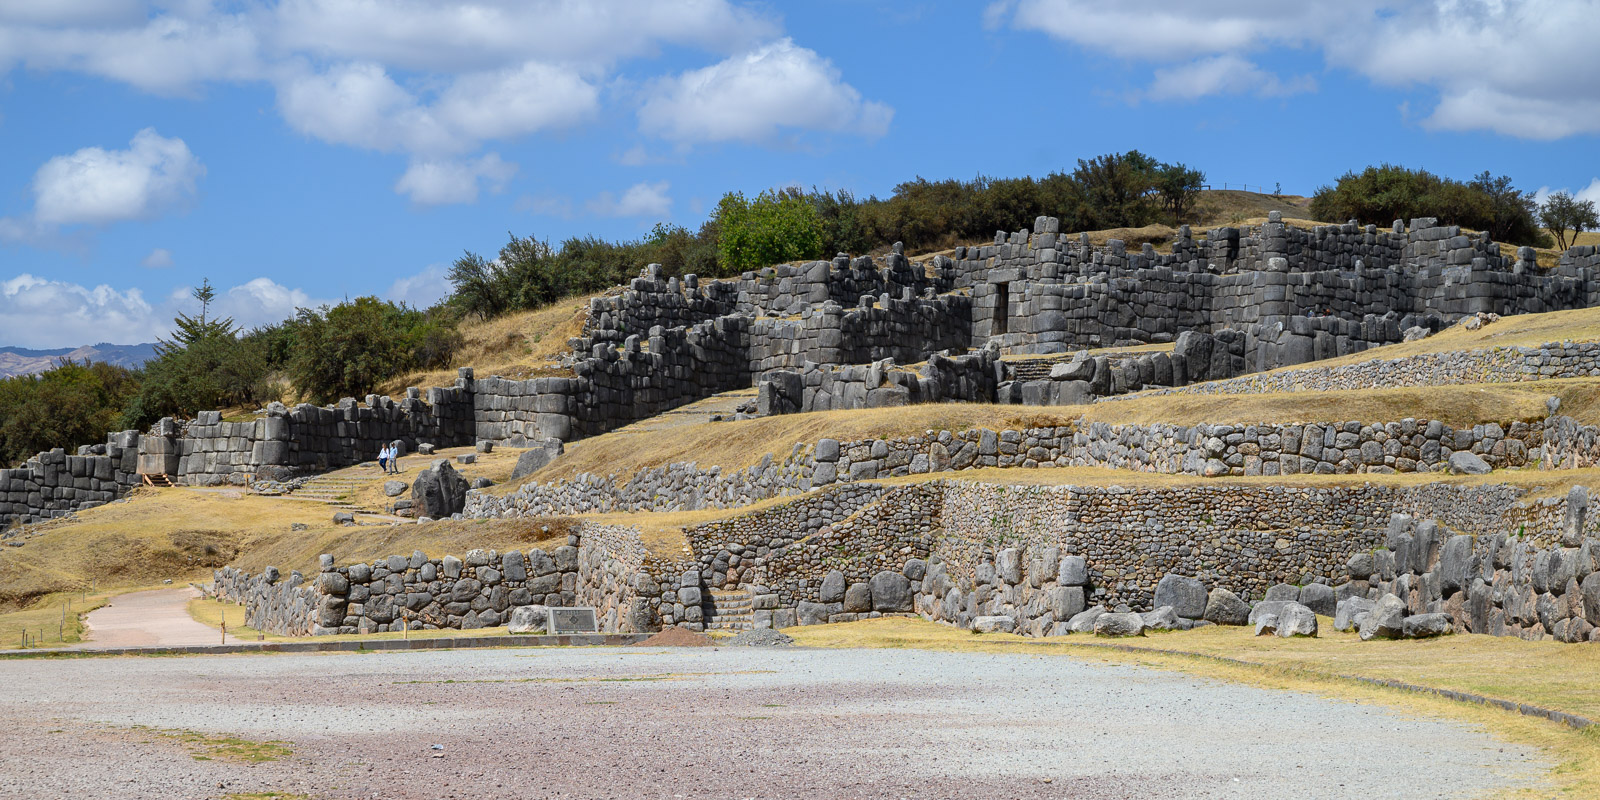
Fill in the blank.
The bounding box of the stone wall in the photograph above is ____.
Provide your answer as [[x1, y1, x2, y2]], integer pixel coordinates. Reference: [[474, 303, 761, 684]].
[[470, 414, 1580, 521], [1341, 498, 1600, 642], [0, 433, 141, 526], [214, 541, 581, 636]]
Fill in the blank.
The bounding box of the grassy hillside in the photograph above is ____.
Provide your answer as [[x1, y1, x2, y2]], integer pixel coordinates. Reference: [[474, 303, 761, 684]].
[[379, 293, 598, 394]]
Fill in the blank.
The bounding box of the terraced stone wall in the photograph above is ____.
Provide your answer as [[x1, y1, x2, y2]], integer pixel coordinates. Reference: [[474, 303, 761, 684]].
[[0, 433, 141, 526]]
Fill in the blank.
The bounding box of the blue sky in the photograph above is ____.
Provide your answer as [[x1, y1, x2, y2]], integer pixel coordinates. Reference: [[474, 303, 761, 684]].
[[2, 0, 1598, 348]]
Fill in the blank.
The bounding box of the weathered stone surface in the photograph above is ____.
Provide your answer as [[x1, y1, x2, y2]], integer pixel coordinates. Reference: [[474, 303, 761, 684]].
[[843, 582, 873, 613], [870, 570, 912, 612], [1264, 583, 1300, 602], [1153, 574, 1207, 619], [1448, 451, 1492, 475], [1059, 555, 1089, 586], [383, 480, 407, 497], [412, 459, 470, 519], [1403, 612, 1453, 639], [1335, 597, 1376, 631], [1066, 606, 1105, 633], [820, 570, 846, 603], [1359, 593, 1408, 640], [1203, 588, 1250, 625], [1093, 612, 1145, 637], [507, 605, 549, 633], [1297, 583, 1336, 617], [1141, 605, 1180, 630], [510, 439, 565, 481], [972, 615, 1016, 633], [1274, 603, 1318, 637]]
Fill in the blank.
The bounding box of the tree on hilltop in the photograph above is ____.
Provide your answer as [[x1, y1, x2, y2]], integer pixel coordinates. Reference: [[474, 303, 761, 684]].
[[1540, 191, 1599, 251]]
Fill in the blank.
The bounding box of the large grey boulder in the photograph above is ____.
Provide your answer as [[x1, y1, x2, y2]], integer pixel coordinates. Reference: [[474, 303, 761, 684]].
[[820, 570, 846, 603], [383, 480, 408, 497], [510, 438, 565, 481], [1141, 606, 1181, 631], [1203, 588, 1250, 625], [1059, 555, 1089, 586], [1254, 614, 1280, 636], [1564, 486, 1589, 547], [1153, 574, 1207, 619], [1359, 593, 1408, 640], [972, 615, 1016, 634], [1438, 535, 1475, 595], [1093, 612, 1146, 637], [1334, 597, 1376, 632], [1264, 583, 1300, 602], [1066, 606, 1105, 633], [1248, 600, 1296, 625], [843, 582, 873, 613], [796, 601, 833, 626], [1581, 572, 1600, 625], [870, 570, 912, 612], [507, 605, 549, 634], [1448, 450, 1492, 475], [1046, 586, 1086, 620], [412, 459, 470, 519], [1274, 603, 1318, 637], [996, 548, 1023, 585], [1402, 612, 1453, 639], [1297, 583, 1336, 617]]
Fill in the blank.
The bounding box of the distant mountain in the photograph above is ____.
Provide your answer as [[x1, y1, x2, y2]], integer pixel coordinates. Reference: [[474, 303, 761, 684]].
[[0, 342, 160, 378]]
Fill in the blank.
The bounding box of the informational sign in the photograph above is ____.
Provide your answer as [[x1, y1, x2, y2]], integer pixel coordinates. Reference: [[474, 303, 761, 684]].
[[547, 607, 599, 634]]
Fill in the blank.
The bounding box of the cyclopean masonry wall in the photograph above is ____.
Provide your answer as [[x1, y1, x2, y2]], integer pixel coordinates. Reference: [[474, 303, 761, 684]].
[[0, 432, 142, 525], [214, 540, 582, 635], [468, 413, 1580, 520]]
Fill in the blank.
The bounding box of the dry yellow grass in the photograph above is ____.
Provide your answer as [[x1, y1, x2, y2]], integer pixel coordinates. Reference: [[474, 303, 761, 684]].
[[521, 404, 1083, 485], [1087, 378, 1600, 428], [0, 588, 117, 648], [380, 293, 598, 394], [0, 485, 572, 612], [333, 444, 526, 513], [788, 617, 1600, 798], [1293, 306, 1600, 372]]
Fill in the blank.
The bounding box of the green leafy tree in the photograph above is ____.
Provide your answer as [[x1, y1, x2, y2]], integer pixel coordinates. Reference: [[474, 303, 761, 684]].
[[287, 298, 460, 403], [0, 360, 139, 466], [1311, 164, 1549, 247], [1069, 151, 1160, 229], [1153, 161, 1207, 226], [715, 189, 826, 273], [1540, 191, 1600, 250], [124, 279, 270, 426]]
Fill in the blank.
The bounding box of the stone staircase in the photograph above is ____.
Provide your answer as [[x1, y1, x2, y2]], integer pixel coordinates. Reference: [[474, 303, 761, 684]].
[[705, 589, 754, 632], [282, 475, 370, 513]]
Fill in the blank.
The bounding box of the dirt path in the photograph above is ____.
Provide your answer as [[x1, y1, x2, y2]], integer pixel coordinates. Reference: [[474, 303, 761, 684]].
[[73, 587, 241, 648]]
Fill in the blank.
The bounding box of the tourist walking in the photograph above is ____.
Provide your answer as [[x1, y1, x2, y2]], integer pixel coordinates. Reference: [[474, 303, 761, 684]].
[[388, 443, 402, 474], [377, 444, 390, 474]]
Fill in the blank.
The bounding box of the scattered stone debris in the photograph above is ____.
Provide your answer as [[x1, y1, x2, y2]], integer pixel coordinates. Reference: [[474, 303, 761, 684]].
[[632, 627, 716, 647], [727, 628, 794, 647]]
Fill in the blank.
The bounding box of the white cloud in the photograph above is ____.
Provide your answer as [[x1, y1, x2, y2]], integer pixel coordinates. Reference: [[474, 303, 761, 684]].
[[1534, 178, 1600, 207], [0, 2, 836, 204], [638, 38, 893, 143], [586, 181, 672, 218], [141, 247, 173, 268], [991, 0, 1600, 139], [1145, 54, 1315, 101], [0, 273, 163, 348], [29, 128, 204, 226], [213, 277, 333, 331], [384, 264, 452, 309], [394, 153, 517, 205]]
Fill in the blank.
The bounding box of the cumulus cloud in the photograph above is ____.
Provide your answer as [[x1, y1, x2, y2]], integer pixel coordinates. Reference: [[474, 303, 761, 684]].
[[586, 181, 672, 218], [394, 153, 517, 205], [0, 272, 352, 348], [0, 273, 163, 348], [638, 38, 893, 143], [141, 247, 173, 268], [990, 0, 1600, 139], [0, 2, 867, 204], [383, 264, 452, 309], [0, 129, 203, 243], [1145, 54, 1315, 102], [30, 128, 204, 226]]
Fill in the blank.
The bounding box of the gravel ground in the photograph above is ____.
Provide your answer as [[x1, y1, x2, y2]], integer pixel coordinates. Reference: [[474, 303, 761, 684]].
[[0, 646, 1545, 799]]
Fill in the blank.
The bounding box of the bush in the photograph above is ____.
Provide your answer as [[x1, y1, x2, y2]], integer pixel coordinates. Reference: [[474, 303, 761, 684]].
[[286, 298, 460, 404], [124, 280, 271, 427], [715, 189, 826, 274], [1310, 165, 1549, 247]]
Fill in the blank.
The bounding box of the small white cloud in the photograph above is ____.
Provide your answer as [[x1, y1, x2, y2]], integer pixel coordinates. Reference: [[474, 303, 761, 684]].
[[384, 264, 452, 309], [394, 153, 517, 205], [1144, 55, 1315, 102], [29, 128, 204, 227], [639, 38, 892, 144], [141, 247, 173, 268], [1578, 178, 1600, 207], [586, 181, 672, 218], [213, 277, 331, 330]]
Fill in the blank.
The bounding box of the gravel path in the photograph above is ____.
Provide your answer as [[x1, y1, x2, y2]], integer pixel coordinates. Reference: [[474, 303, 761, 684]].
[[73, 587, 242, 648], [0, 646, 1545, 799]]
